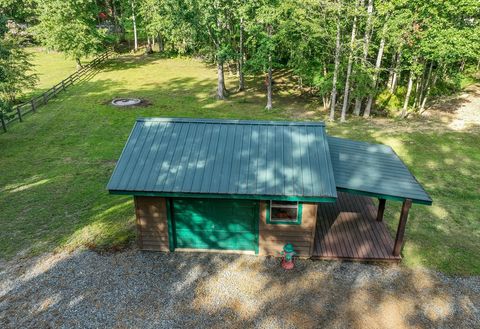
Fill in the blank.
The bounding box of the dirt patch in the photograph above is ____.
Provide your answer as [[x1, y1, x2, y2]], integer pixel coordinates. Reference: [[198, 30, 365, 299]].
[[0, 250, 478, 328], [423, 84, 480, 130]]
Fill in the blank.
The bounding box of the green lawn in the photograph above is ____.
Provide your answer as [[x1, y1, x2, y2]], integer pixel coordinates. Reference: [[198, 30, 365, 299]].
[[1, 52, 479, 275], [23, 47, 92, 99]]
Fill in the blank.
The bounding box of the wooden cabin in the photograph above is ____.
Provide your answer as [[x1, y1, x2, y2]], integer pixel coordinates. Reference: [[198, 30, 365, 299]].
[[107, 118, 432, 261]]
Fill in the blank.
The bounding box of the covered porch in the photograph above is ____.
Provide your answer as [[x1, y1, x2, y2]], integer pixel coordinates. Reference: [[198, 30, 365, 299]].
[[313, 192, 402, 261], [313, 137, 433, 261]]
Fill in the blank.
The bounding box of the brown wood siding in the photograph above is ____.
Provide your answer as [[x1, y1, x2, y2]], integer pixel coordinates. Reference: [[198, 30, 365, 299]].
[[134, 196, 170, 252], [258, 201, 318, 257]]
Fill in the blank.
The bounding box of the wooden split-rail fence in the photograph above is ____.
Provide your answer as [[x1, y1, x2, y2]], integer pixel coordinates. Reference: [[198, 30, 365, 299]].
[[0, 49, 115, 133]]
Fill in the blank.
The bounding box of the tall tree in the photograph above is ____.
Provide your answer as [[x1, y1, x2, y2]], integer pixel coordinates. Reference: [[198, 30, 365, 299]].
[[353, 0, 373, 116], [0, 14, 37, 119], [329, 0, 341, 121], [363, 17, 388, 118], [237, 16, 245, 91], [192, 0, 237, 99], [130, 0, 138, 51], [401, 55, 417, 118], [34, 0, 110, 68], [245, 0, 282, 109], [340, 0, 359, 122]]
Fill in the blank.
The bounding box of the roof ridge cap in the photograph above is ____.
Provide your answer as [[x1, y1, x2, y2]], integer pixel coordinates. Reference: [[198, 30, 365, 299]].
[[136, 117, 325, 126]]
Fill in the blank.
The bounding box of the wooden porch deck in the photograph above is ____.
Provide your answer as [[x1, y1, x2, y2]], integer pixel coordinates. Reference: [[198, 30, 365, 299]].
[[313, 192, 401, 261]]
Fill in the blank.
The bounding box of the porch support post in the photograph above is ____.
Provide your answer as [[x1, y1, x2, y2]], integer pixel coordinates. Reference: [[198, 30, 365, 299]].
[[376, 198, 386, 221], [393, 199, 412, 257]]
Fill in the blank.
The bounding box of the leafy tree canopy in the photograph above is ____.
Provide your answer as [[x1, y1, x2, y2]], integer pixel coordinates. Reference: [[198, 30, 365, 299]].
[[34, 0, 112, 64]]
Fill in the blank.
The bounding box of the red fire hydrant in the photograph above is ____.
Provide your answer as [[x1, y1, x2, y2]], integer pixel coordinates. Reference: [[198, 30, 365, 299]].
[[280, 243, 296, 270]]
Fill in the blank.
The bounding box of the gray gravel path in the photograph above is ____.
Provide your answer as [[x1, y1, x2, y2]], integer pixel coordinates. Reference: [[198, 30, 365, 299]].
[[1, 250, 479, 328]]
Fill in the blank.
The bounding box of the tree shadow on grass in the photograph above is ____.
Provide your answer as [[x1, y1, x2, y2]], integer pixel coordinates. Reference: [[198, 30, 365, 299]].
[[101, 53, 171, 73], [98, 53, 320, 115]]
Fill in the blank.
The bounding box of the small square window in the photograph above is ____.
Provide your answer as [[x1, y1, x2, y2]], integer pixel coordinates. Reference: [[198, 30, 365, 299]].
[[268, 201, 302, 224]]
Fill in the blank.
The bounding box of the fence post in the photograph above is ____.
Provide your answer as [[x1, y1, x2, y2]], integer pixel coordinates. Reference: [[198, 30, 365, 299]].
[[17, 107, 23, 122], [43, 92, 47, 104], [31, 99, 36, 112], [1, 116, 6, 132], [52, 85, 56, 97], [62, 80, 65, 90]]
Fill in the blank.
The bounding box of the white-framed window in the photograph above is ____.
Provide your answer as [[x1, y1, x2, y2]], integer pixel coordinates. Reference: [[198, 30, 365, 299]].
[[268, 201, 302, 224]]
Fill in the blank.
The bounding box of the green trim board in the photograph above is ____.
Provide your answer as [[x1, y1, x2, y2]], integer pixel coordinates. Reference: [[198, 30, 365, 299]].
[[336, 187, 432, 205], [254, 202, 260, 255], [166, 198, 175, 252], [109, 190, 336, 203], [266, 201, 303, 225]]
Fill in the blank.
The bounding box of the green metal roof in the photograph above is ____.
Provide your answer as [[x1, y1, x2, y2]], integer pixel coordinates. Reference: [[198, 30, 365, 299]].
[[107, 118, 432, 206], [327, 136, 432, 205], [107, 118, 337, 201]]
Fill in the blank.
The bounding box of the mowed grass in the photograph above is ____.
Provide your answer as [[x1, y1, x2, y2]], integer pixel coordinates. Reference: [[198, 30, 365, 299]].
[[0, 51, 479, 275], [23, 48, 92, 99]]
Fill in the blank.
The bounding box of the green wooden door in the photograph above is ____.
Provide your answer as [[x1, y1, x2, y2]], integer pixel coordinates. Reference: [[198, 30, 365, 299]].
[[173, 199, 258, 251]]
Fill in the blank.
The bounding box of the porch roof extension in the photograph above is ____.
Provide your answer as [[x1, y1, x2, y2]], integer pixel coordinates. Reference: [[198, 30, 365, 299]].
[[327, 136, 432, 205]]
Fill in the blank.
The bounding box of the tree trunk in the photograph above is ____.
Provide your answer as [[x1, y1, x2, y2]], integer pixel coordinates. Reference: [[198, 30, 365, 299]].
[[387, 52, 396, 90], [266, 55, 273, 110], [323, 64, 330, 110], [417, 61, 432, 109], [353, 99, 362, 115], [146, 36, 152, 54], [401, 69, 415, 118], [217, 61, 226, 99], [412, 79, 421, 109], [340, 0, 359, 122], [152, 35, 155, 49], [158, 34, 164, 52], [238, 18, 245, 92], [330, 11, 341, 121], [364, 21, 388, 118], [76, 58, 82, 70], [131, 0, 138, 52], [420, 63, 439, 112], [389, 48, 402, 93], [353, 0, 373, 116]]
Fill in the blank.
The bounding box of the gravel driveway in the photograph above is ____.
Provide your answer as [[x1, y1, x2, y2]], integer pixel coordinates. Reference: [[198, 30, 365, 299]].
[[1, 250, 478, 328]]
